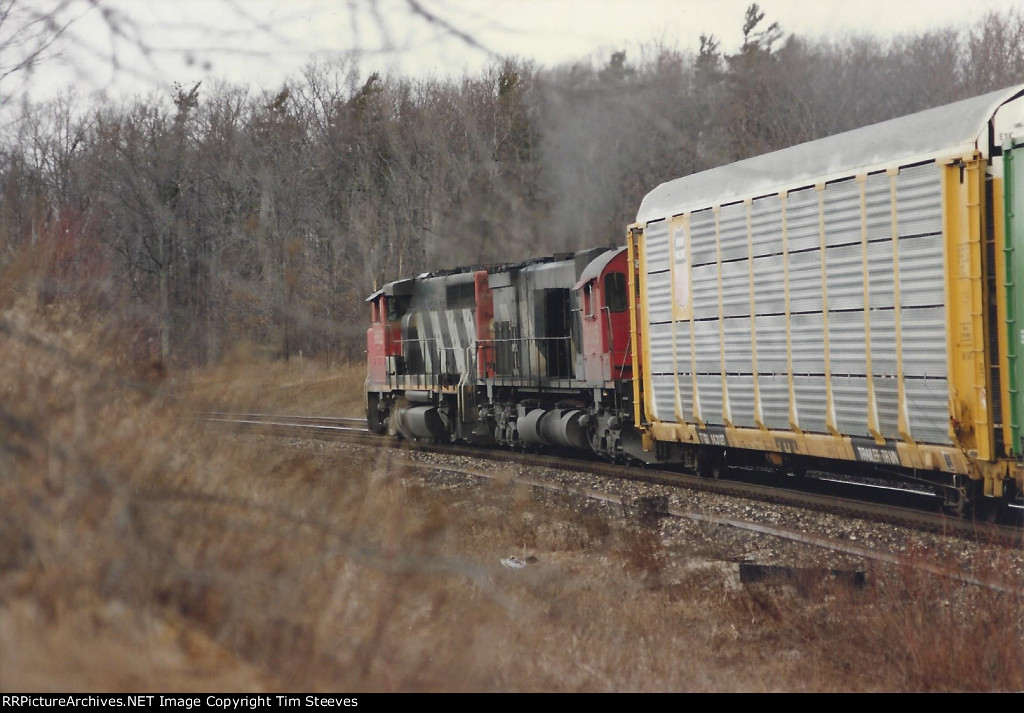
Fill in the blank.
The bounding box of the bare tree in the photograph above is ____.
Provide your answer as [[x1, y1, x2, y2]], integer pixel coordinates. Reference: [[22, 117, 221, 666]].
[[7, 2, 1024, 367], [0, 0, 80, 109]]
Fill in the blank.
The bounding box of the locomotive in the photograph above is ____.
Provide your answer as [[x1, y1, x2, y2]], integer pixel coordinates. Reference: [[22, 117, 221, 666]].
[[365, 245, 639, 460], [367, 83, 1024, 516]]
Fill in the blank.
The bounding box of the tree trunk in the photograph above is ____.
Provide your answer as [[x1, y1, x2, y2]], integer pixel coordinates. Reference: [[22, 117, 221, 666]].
[[159, 229, 170, 360]]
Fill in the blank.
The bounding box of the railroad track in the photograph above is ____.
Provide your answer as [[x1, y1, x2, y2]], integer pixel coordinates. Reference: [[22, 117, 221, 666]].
[[200, 411, 1023, 543], [201, 412, 376, 440]]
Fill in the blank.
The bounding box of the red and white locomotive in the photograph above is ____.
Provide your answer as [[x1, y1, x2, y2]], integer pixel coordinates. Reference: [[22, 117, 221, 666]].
[[365, 246, 642, 460]]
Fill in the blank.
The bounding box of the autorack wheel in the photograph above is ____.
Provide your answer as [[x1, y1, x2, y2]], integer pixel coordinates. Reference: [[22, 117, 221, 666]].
[[697, 449, 726, 479]]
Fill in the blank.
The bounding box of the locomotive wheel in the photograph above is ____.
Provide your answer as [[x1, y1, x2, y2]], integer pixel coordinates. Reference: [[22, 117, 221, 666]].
[[971, 487, 1012, 524], [366, 395, 387, 434]]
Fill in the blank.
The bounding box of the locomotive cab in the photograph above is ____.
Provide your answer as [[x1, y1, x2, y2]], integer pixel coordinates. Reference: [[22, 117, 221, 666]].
[[574, 246, 632, 385], [365, 279, 413, 389], [366, 290, 388, 389], [365, 280, 414, 433]]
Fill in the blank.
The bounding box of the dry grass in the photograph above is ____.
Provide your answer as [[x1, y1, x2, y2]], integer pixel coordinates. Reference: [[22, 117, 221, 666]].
[[183, 354, 367, 417], [788, 556, 1024, 691], [1, 294, 1022, 691]]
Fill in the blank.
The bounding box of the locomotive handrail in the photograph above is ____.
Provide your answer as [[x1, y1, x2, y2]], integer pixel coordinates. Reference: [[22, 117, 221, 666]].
[[395, 335, 575, 386], [600, 304, 631, 378], [468, 335, 576, 384], [617, 331, 632, 380], [458, 345, 477, 420]]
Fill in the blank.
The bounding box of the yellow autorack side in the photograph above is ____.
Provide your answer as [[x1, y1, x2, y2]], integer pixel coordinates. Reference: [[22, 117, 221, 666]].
[[627, 85, 1024, 501]]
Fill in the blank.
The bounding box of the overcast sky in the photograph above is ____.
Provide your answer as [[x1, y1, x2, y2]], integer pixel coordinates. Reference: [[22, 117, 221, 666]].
[[5, 0, 1022, 105]]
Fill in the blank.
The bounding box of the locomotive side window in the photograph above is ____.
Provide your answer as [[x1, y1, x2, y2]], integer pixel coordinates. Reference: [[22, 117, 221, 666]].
[[402, 315, 423, 374], [583, 284, 595, 318], [445, 281, 476, 309], [604, 272, 627, 313], [387, 295, 410, 321]]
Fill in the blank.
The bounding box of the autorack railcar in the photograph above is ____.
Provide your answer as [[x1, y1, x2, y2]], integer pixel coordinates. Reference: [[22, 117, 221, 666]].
[[629, 83, 1024, 513], [366, 83, 1024, 515]]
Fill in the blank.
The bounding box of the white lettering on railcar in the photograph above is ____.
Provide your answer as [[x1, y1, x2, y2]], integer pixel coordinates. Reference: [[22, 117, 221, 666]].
[[855, 446, 900, 465], [698, 432, 727, 447]]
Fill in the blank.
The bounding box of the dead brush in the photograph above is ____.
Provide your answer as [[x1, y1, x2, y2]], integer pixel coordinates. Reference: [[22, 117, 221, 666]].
[[852, 556, 1024, 691], [618, 525, 666, 583], [0, 298, 500, 690], [5, 281, 1022, 691], [722, 550, 1024, 692]]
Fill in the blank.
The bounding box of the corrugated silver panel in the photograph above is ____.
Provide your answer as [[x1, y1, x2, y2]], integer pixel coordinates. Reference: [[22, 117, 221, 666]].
[[646, 268, 673, 324], [875, 375, 900, 439], [832, 375, 870, 437], [825, 243, 868, 311], [754, 314, 788, 373], [760, 374, 790, 430], [649, 321, 699, 422], [791, 312, 827, 375], [673, 383, 695, 424], [723, 317, 753, 375], [869, 308, 898, 376], [864, 172, 892, 240], [689, 209, 717, 267], [897, 234, 945, 307], [697, 373, 723, 425], [648, 320, 675, 374], [645, 219, 671, 273], [721, 259, 751, 318], [901, 306, 948, 378], [788, 248, 825, 314], [905, 377, 952, 444], [896, 163, 942, 237], [693, 319, 721, 373], [867, 240, 896, 310], [750, 195, 783, 257], [641, 157, 953, 446], [793, 375, 828, 433], [729, 375, 756, 428], [828, 309, 868, 376], [718, 203, 748, 263], [823, 179, 861, 247], [691, 264, 720, 321], [650, 373, 677, 422], [786, 188, 820, 254], [752, 254, 786, 315]]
